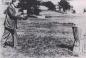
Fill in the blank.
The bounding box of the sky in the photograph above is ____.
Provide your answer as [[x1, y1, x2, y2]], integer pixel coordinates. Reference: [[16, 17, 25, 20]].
[[69, 0, 86, 13]]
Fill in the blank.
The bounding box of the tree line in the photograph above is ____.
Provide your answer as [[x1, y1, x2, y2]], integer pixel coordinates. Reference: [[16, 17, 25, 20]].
[[17, 0, 73, 16]]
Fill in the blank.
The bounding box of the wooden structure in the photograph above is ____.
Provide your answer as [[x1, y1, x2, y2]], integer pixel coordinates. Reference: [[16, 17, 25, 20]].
[[16, 16, 79, 52]]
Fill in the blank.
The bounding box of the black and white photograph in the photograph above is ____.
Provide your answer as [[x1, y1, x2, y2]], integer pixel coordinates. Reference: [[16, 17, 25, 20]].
[[0, 0, 86, 58]]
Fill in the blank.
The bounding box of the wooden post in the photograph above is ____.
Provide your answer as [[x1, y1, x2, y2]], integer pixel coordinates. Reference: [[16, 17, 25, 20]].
[[72, 26, 80, 56]]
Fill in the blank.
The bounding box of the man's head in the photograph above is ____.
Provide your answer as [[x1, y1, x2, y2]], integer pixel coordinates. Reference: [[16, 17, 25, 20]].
[[11, 0, 20, 7]]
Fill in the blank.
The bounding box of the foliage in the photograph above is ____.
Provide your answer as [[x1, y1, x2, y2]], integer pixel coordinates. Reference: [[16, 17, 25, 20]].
[[42, 1, 56, 11], [58, 0, 71, 12], [17, 0, 41, 16]]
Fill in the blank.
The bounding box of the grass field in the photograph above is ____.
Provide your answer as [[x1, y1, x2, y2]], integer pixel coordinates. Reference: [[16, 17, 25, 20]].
[[15, 17, 76, 57], [1, 10, 86, 58]]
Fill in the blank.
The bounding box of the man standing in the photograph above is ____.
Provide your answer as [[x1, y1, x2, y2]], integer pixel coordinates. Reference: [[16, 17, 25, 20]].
[[2, 0, 24, 48]]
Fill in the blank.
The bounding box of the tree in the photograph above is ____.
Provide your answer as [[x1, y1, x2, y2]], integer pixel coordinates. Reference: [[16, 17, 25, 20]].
[[58, 0, 71, 12], [42, 1, 56, 11], [17, 0, 41, 16]]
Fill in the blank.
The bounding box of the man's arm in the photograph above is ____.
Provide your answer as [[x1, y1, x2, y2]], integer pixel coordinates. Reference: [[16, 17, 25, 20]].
[[7, 7, 23, 20]]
